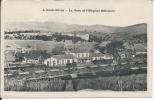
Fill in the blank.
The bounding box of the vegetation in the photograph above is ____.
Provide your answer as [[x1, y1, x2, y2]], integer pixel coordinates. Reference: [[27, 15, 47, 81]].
[[5, 32, 84, 42], [77, 74, 147, 91], [5, 74, 147, 91], [5, 30, 40, 34], [4, 78, 65, 91], [51, 46, 66, 55], [4, 23, 147, 92]]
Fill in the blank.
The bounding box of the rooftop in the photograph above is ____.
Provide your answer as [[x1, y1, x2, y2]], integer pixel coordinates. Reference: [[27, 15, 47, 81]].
[[52, 54, 75, 59]]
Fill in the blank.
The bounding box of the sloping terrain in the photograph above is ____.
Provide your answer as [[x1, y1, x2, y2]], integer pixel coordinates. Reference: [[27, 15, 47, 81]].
[[5, 22, 147, 35]]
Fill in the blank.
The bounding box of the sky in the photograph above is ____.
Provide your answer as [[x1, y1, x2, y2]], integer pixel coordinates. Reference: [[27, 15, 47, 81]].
[[2, 0, 152, 26]]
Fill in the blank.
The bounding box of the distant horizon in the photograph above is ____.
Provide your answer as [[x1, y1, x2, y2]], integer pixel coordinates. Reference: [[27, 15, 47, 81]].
[[5, 21, 147, 27]]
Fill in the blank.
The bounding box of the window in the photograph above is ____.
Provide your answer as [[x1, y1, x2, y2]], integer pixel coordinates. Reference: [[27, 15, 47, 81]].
[[78, 53, 80, 58], [67, 59, 70, 63], [82, 53, 84, 57], [86, 53, 89, 57], [47, 61, 49, 66], [53, 61, 56, 66], [62, 60, 64, 64], [57, 60, 59, 64], [79, 53, 81, 57]]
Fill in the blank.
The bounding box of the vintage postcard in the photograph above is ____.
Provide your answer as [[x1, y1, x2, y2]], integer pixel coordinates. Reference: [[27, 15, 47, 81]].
[[0, 0, 153, 98]]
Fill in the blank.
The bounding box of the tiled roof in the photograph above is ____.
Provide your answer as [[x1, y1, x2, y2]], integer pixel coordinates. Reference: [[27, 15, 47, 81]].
[[52, 54, 75, 59], [77, 57, 91, 60]]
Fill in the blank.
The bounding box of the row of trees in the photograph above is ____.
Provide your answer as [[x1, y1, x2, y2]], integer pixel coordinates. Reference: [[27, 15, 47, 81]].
[[4, 35, 53, 41], [5, 33, 85, 43], [5, 30, 40, 34], [52, 34, 84, 43]]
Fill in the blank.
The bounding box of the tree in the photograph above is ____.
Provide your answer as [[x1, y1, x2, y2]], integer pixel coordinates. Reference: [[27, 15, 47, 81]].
[[106, 41, 123, 54], [105, 41, 124, 65], [52, 46, 65, 55]]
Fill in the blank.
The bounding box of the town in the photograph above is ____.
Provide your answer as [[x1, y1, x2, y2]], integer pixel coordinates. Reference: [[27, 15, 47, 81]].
[[4, 23, 147, 91]]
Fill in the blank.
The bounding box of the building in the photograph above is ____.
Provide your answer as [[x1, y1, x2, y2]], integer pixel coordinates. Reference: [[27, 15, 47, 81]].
[[76, 34, 89, 41], [44, 54, 77, 67], [15, 50, 49, 64], [23, 56, 41, 64], [44, 51, 114, 66], [67, 48, 91, 63], [90, 53, 113, 61]]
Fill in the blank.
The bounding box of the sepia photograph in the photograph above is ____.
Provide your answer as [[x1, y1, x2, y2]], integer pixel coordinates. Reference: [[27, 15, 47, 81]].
[[4, 22, 148, 91], [1, 0, 152, 98]]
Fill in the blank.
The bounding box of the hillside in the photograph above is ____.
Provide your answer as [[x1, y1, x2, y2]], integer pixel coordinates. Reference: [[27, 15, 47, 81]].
[[5, 22, 147, 35]]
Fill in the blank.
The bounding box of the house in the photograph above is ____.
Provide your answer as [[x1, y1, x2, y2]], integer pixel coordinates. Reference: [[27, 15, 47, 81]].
[[25, 51, 49, 64], [15, 50, 49, 64], [44, 54, 77, 67], [90, 53, 113, 61], [44, 48, 115, 66], [68, 48, 91, 63], [76, 34, 89, 41], [69, 49, 90, 58], [23, 57, 41, 64], [69, 49, 113, 63]]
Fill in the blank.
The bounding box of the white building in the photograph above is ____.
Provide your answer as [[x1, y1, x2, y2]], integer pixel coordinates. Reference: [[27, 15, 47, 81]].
[[44, 54, 77, 67], [76, 34, 89, 41], [44, 47, 114, 66], [66, 48, 91, 63]]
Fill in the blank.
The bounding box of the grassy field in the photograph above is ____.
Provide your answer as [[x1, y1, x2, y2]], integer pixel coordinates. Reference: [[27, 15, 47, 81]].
[[4, 74, 147, 91], [4, 40, 64, 53]]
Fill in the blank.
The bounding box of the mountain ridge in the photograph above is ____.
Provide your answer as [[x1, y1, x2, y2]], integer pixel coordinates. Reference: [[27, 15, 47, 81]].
[[5, 22, 147, 35]]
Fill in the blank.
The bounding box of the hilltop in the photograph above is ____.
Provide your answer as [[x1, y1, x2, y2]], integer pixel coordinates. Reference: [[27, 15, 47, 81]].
[[5, 22, 147, 35]]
